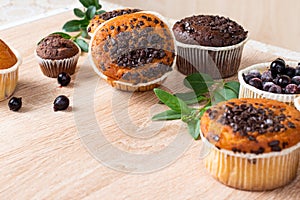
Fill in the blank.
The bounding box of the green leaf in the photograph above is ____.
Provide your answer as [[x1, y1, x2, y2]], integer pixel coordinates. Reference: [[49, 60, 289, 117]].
[[74, 8, 85, 18], [86, 6, 97, 20], [153, 88, 191, 114], [63, 20, 86, 32], [224, 81, 240, 95], [96, 10, 106, 15], [94, 0, 102, 10], [79, 0, 92, 8], [75, 38, 89, 52], [213, 88, 237, 104], [187, 119, 200, 139], [50, 32, 71, 39], [184, 73, 215, 96], [81, 29, 90, 39], [152, 110, 181, 121]]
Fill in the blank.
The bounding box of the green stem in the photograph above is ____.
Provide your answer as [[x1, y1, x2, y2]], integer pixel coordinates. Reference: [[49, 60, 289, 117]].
[[70, 31, 82, 40]]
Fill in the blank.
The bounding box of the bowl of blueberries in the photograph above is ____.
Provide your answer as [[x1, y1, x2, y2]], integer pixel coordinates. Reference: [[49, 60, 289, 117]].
[[238, 58, 300, 105]]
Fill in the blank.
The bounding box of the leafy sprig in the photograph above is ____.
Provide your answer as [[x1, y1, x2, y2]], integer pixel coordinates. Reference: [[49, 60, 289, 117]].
[[59, 0, 105, 52], [152, 73, 240, 140]]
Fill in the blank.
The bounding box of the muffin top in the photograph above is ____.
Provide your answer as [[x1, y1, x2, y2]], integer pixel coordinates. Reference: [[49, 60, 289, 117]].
[[88, 8, 142, 34], [36, 34, 79, 60], [0, 39, 17, 69], [90, 12, 175, 84], [172, 15, 248, 47], [200, 98, 300, 154]]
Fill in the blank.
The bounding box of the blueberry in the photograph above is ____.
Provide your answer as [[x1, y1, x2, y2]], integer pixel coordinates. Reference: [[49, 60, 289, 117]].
[[248, 69, 261, 79], [53, 95, 69, 111], [276, 75, 291, 87], [285, 84, 298, 94], [270, 58, 286, 76], [295, 66, 300, 76], [268, 85, 282, 94], [262, 82, 275, 91], [57, 72, 71, 86], [8, 97, 22, 111], [249, 78, 263, 89], [261, 71, 273, 82], [285, 66, 296, 78], [291, 76, 300, 85], [242, 73, 256, 83]]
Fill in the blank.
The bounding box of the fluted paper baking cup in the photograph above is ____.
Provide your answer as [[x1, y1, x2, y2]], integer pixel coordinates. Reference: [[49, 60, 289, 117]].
[[238, 61, 300, 105], [175, 36, 248, 78], [200, 130, 300, 191], [88, 11, 177, 92], [294, 96, 300, 111], [34, 45, 81, 78], [0, 47, 21, 101]]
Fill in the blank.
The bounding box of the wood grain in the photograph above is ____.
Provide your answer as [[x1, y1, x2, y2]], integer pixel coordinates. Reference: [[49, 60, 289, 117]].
[[0, 10, 299, 200]]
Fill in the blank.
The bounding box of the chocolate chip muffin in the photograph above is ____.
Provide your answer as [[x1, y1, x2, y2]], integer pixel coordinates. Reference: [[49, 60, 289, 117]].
[[200, 98, 300, 191], [88, 8, 142, 34], [35, 34, 80, 77], [0, 39, 21, 101], [89, 11, 176, 91], [173, 15, 248, 78]]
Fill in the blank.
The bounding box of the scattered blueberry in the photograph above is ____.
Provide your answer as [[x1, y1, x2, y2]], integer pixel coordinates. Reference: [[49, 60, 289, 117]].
[[276, 75, 291, 87], [242, 73, 256, 84], [57, 72, 71, 86], [249, 78, 263, 89], [248, 69, 261, 79], [53, 95, 69, 111], [270, 58, 286, 75], [261, 71, 273, 82], [292, 76, 300, 85], [285, 66, 296, 78], [295, 66, 300, 76], [8, 97, 22, 111]]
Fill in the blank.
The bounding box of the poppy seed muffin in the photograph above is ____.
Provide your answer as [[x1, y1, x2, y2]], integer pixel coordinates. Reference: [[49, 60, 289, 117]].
[[200, 98, 300, 191], [173, 15, 248, 78], [89, 11, 176, 91], [88, 8, 142, 34], [35, 34, 80, 77]]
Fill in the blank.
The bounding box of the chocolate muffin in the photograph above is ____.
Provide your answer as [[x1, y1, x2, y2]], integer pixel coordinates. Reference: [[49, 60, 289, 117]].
[[172, 15, 248, 78], [89, 11, 176, 91], [35, 34, 80, 77], [173, 15, 247, 47], [200, 98, 300, 191], [88, 8, 142, 34]]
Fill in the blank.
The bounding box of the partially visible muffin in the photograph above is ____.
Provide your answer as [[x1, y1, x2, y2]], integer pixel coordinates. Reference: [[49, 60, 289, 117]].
[[35, 34, 80, 78], [89, 11, 176, 91], [173, 15, 248, 78], [200, 98, 300, 191], [0, 39, 21, 101], [88, 8, 142, 34]]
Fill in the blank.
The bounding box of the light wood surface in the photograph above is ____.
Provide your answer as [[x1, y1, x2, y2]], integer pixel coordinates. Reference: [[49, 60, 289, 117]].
[[110, 0, 300, 52], [0, 10, 299, 200]]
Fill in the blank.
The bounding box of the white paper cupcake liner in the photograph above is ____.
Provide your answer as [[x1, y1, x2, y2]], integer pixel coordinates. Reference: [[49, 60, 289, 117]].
[[0, 46, 22, 101], [34, 45, 81, 78], [238, 61, 300, 105], [175, 37, 248, 78], [294, 96, 300, 111], [88, 11, 177, 92], [200, 130, 300, 191]]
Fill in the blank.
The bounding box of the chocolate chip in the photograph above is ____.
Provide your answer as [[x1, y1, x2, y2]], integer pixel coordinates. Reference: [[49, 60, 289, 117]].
[[110, 26, 114, 30], [271, 146, 281, 152], [154, 19, 159, 24], [251, 147, 265, 155], [288, 121, 296, 128], [268, 140, 280, 147], [248, 135, 256, 141]]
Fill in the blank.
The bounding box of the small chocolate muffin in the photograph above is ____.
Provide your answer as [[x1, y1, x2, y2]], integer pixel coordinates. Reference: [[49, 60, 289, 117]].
[[88, 8, 142, 34], [200, 98, 300, 191], [35, 34, 80, 77], [173, 15, 248, 47], [172, 15, 248, 78], [90, 11, 175, 91], [36, 34, 79, 60]]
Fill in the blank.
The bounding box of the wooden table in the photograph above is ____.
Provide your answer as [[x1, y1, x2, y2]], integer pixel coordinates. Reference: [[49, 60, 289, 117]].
[[0, 10, 299, 200]]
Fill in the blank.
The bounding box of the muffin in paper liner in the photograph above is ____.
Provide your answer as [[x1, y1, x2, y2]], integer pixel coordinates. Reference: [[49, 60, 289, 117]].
[[238, 61, 300, 105], [0, 46, 22, 101], [89, 11, 176, 92], [175, 34, 248, 79], [34, 44, 81, 78], [200, 130, 300, 191]]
